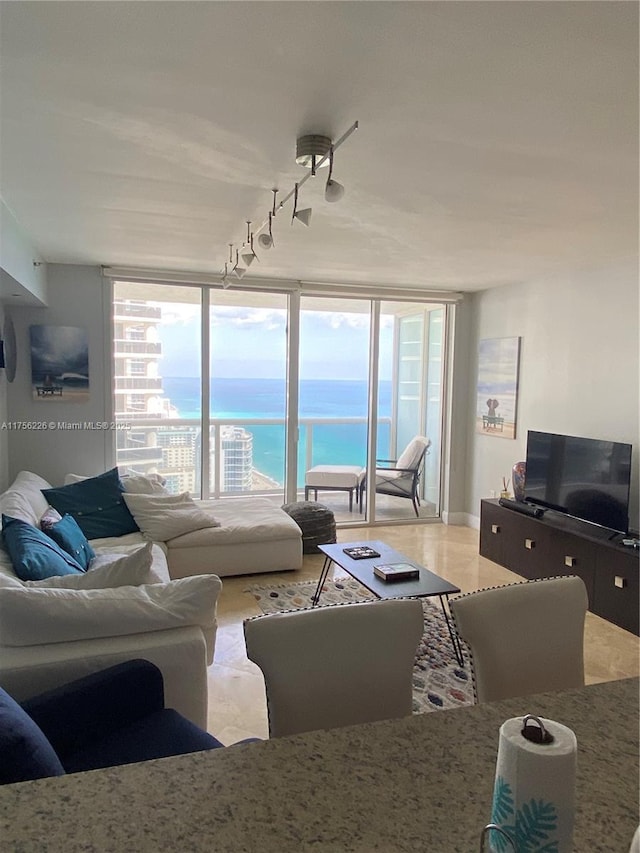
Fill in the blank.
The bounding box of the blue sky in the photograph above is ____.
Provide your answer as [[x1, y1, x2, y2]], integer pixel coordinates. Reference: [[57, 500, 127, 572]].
[[157, 304, 394, 380]]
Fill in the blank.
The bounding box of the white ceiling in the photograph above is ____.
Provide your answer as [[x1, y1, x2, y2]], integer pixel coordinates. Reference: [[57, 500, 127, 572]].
[[0, 1, 637, 293]]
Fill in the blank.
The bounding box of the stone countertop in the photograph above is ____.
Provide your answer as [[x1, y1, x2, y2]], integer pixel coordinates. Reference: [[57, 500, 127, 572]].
[[1, 678, 637, 852]]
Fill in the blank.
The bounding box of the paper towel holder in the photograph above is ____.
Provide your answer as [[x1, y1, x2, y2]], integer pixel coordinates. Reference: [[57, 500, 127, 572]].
[[479, 824, 515, 851], [521, 714, 555, 745]]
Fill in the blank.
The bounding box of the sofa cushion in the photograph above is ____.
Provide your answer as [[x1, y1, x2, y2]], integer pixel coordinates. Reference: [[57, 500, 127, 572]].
[[23, 542, 154, 590], [0, 573, 222, 647], [122, 492, 219, 542], [42, 468, 139, 540], [2, 515, 85, 581], [41, 514, 96, 571], [0, 687, 66, 784], [0, 472, 54, 527], [120, 474, 168, 495]]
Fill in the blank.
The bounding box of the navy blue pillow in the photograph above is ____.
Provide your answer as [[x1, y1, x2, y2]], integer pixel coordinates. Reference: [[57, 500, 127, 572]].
[[41, 513, 96, 571], [1, 515, 85, 581], [41, 468, 139, 540], [0, 687, 66, 784]]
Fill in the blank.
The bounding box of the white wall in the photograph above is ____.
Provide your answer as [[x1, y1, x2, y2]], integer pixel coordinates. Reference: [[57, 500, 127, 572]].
[[465, 259, 639, 532], [6, 265, 113, 486]]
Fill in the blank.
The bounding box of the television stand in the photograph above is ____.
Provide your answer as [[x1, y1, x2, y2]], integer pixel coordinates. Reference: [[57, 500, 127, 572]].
[[480, 499, 638, 635]]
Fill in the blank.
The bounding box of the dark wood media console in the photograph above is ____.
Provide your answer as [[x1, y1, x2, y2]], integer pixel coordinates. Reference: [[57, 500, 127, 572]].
[[479, 499, 639, 635]]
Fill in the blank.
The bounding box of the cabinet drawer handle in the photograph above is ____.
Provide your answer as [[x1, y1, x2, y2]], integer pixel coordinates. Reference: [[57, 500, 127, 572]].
[[564, 556, 576, 568], [491, 524, 500, 534], [614, 576, 627, 589], [525, 538, 535, 550]]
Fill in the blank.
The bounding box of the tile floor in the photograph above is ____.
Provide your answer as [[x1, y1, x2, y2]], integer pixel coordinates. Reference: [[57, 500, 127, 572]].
[[207, 522, 640, 743]]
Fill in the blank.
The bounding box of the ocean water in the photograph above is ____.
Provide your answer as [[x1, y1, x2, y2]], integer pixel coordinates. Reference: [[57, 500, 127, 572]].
[[163, 377, 392, 484]]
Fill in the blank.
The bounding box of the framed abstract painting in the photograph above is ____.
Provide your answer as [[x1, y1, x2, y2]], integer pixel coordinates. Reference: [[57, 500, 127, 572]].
[[30, 325, 89, 402]]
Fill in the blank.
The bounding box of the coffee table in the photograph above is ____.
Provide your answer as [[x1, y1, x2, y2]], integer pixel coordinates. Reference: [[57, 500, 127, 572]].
[[312, 540, 464, 666]]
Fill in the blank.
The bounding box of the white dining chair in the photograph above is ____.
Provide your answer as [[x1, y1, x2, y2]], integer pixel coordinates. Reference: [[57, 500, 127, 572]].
[[449, 576, 588, 703], [243, 598, 424, 737]]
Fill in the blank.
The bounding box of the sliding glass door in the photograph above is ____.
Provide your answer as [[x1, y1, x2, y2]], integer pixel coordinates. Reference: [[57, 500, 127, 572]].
[[373, 302, 444, 521], [113, 281, 447, 523], [298, 297, 371, 514], [208, 291, 288, 501]]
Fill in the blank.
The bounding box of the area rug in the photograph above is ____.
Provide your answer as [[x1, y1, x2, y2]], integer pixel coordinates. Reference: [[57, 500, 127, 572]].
[[245, 576, 474, 714]]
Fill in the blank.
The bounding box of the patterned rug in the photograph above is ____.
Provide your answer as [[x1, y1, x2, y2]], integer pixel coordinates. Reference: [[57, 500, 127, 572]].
[[246, 576, 474, 714]]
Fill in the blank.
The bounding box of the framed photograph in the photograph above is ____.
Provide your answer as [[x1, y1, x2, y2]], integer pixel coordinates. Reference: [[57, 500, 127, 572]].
[[476, 336, 521, 439], [30, 325, 89, 402]]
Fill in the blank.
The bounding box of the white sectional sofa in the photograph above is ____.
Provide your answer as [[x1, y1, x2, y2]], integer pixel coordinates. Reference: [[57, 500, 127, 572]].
[[0, 469, 303, 727], [0, 471, 222, 727], [166, 496, 303, 579]]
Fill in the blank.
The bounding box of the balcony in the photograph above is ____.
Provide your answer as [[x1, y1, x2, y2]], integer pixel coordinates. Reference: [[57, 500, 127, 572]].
[[114, 340, 162, 355], [113, 415, 438, 524], [114, 303, 162, 320], [115, 377, 164, 390]]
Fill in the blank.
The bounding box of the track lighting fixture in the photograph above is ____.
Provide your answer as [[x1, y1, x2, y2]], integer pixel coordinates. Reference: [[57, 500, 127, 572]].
[[258, 211, 275, 250], [241, 222, 258, 266], [219, 120, 358, 285], [291, 183, 312, 227], [221, 263, 231, 289], [231, 246, 246, 279], [324, 147, 345, 203]]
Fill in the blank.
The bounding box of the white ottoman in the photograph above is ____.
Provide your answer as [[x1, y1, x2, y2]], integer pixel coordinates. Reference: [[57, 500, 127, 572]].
[[304, 465, 365, 512]]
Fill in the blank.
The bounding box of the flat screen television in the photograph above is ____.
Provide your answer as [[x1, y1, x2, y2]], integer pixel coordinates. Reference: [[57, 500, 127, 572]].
[[524, 430, 632, 534]]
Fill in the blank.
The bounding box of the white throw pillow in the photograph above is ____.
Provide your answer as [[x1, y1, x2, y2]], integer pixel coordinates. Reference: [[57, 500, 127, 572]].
[[0, 573, 222, 646], [120, 474, 168, 495], [22, 542, 154, 590], [122, 492, 219, 542]]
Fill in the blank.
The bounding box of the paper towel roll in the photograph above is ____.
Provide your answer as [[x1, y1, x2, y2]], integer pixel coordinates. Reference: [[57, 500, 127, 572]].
[[488, 715, 577, 853]]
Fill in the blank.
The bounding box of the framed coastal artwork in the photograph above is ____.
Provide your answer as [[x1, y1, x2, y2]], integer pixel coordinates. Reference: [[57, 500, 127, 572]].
[[476, 336, 521, 439], [29, 325, 89, 402]]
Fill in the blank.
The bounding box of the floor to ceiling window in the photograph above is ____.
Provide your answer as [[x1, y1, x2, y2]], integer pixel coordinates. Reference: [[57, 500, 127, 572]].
[[113, 283, 202, 496], [112, 279, 449, 524], [372, 302, 445, 521], [298, 297, 371, 492], [208, 291, 288, 501]]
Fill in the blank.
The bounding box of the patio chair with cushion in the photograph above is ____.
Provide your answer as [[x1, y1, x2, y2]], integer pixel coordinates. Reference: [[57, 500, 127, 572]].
[[361, 435, 431, 517]]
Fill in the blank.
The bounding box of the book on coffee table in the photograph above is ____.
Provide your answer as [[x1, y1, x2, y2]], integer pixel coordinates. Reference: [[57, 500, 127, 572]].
[[342, 546, 381, 560], [373, 562, 420, 581]]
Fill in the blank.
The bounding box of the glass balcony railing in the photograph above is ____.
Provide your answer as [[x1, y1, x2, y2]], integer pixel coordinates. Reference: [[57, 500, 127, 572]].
[[114, 416, 392, 500]]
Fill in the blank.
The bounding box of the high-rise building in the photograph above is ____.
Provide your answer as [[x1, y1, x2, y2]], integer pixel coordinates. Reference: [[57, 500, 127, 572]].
[[220, 426, 253, 492], [113, 297, 254, 496]]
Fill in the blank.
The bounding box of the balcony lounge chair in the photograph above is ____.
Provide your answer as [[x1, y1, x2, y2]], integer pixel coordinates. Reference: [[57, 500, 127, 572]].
[[361, 435, 431, 517]]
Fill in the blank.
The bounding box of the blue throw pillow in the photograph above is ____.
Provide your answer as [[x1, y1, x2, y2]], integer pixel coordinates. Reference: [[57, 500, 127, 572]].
[[1, 515, 85, 581], [41, 468, 139, 540], [41, 513, 96, 571], [0, 687, 66, 784]]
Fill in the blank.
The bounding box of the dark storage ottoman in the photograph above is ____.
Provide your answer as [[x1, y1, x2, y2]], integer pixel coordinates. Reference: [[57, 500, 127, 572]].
[[281, 501, 337, 554]]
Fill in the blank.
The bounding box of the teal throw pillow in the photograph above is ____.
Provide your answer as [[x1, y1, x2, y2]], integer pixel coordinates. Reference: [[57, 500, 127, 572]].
[[41, 513, 96, 571], [41, 468, 139, 540], [1, 515, 85, 581]]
